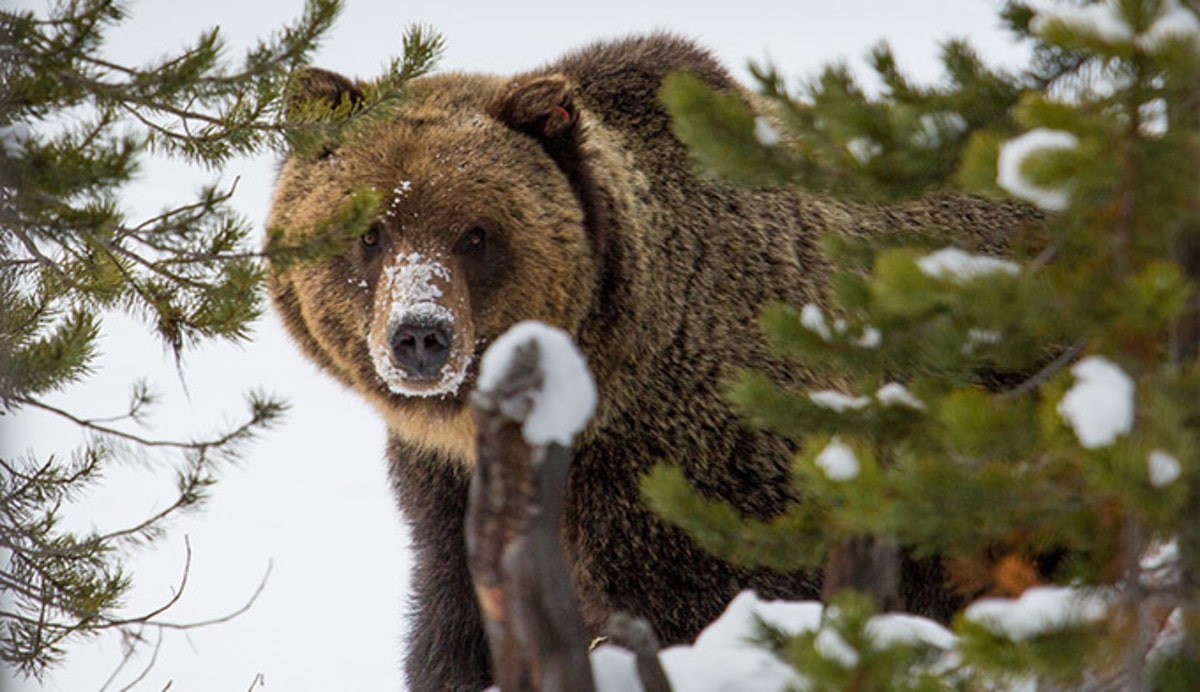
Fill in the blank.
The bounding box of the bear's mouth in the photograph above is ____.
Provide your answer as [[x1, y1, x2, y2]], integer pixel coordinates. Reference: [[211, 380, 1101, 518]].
[[375, 354, 474, 399]]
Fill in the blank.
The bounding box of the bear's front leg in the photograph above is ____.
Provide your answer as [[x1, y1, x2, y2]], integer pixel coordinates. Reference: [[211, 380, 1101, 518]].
[[404, 538, 491, 691], [389, 439, 492, 692]]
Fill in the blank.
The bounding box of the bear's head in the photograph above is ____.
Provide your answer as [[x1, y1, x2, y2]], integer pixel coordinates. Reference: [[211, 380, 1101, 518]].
[[267, 68, 621, 462]]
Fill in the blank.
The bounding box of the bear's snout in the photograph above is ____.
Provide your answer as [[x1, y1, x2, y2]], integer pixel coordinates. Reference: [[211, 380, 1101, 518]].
[[389, 319, 452, 380], [367, 253, 474, 399]]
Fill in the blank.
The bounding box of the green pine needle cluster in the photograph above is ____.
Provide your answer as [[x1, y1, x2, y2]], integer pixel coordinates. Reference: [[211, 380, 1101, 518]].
[[661, 39, 1020, 199], [651, 0, 1200, 687], [283, 24, 444, 161]]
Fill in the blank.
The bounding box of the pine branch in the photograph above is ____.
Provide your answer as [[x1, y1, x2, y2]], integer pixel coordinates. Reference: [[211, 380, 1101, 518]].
[[2, 3, 447, 672], [656, 0, 1200, 686]]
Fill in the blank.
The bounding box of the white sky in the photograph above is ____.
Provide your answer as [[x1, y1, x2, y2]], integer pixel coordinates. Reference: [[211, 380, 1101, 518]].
[[2, 1, 1027, 690]]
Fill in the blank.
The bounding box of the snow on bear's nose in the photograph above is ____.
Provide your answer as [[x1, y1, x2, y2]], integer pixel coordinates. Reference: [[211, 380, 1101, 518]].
[[369, 251, 473, 398]]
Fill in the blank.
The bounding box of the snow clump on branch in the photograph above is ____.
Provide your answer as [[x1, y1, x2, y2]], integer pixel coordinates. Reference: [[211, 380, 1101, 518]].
[[754, 116, 781, 146], [964, 585, 1109, 641], [917, 247, 1019, 281], [815, 437, 860, 481], [477, 321, 597, 446], [1057, 355, 1135, 449], [1032, 0, 1200, 52], [996, 128, 1078, 211]]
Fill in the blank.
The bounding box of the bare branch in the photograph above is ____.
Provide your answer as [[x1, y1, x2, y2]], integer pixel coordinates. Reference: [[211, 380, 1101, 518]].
[[998, 338, 1087, 401], [2, 538, 273, 658], [9, 228, 79, 288], [12, 395, 263, 452], [146, 559, 272, 631], [112, 627, 164, 692], [124, 180, 239, 237]]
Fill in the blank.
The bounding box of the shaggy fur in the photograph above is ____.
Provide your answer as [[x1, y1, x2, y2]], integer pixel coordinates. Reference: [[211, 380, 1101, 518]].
[[267, 34, 1037, 691]]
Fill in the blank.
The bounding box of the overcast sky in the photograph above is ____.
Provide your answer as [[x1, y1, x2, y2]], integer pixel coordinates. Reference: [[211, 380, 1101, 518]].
[[2, 1, 1027, 690]]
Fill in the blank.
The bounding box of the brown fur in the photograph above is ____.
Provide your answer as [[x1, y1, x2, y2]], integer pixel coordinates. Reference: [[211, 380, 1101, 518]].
[[267, 34, 1037, 691]]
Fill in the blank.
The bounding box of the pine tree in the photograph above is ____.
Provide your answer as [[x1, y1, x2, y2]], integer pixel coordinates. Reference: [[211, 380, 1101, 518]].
[[0, 1, 442, 678], [649, 0, 1200, 687]]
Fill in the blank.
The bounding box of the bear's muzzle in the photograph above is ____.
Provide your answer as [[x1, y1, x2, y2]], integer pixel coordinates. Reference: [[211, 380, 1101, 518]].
[[369, 253, 474, 398]]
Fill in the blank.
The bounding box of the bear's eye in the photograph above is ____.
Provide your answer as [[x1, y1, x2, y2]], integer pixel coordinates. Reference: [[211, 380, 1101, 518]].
[[361, 223, 384, 250], [456, 226, 488, 255]]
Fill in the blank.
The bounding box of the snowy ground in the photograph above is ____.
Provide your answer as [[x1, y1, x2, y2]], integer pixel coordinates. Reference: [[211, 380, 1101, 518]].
[[1, 1, 1029, 690]]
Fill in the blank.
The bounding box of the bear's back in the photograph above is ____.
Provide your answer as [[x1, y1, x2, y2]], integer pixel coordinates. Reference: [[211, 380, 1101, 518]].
[[546, 34, 737, 169]]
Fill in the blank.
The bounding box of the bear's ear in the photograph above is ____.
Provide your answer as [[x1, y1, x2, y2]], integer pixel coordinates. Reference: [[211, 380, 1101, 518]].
[[492, 74, 579, 143], [285, 67, 365, 120]]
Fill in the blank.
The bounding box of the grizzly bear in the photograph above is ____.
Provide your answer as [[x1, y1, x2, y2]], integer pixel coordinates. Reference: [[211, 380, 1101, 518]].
[[267, 34, 1032, 691]]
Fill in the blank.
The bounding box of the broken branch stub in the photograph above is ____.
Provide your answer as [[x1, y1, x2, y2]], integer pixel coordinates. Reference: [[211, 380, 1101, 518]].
[[606, 613, 672, 692], [821, 535, 902, 613], [467, 332, 595, 692]]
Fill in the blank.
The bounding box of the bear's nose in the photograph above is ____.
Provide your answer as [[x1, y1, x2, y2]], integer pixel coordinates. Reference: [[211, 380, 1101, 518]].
[[390, 320, 452, 380]]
